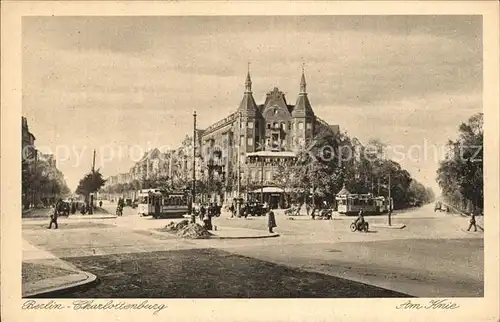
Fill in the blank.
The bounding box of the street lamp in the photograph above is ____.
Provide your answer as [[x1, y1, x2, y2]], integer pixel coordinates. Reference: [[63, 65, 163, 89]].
[[236, 112, 242, 217], [192, 111, 197, 220]]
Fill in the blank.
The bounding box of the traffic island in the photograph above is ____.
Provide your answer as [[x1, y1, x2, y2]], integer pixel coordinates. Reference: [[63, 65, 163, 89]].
[[154, 221, 280, 240]]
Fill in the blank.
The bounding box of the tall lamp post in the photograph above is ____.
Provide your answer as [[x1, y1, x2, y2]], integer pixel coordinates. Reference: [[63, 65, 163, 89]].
[[236, 112, 242, 217], [260, 139, 265, 203], [388, 172, 392, 226], [192, 111, 197, 220]]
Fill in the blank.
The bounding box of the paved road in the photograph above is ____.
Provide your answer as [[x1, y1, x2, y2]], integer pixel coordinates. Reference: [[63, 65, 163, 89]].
[[22, 202, 483, 297]]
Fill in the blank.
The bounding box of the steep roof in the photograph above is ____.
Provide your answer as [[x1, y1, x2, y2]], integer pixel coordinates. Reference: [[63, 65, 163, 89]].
[[238, 93, 259, 117], [337, 187, 351, 196], [238, 71, 259, 117], [292, 94, 315, 117], [292, 71, 314, 117], [262, 87, 291, 116]]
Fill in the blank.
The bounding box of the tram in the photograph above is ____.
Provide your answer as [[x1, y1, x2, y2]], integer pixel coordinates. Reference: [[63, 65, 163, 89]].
[[336, 189, 392, 215], [137, 188, 189, 219]]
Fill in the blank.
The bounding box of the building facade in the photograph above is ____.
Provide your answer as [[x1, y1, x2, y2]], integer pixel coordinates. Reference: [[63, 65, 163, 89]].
[[199, 69, 340, 205], [22, 116, 36, 161]]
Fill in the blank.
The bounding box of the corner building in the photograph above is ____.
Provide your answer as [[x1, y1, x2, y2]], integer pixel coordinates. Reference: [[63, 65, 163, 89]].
[[200, 70, 339, 207]]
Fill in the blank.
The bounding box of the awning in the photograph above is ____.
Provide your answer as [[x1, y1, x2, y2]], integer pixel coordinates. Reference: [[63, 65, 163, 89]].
[[246, 151, 296, 158], [249, 187, 284, 194]]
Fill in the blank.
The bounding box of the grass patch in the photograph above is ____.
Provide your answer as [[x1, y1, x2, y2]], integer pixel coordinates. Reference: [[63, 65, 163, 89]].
[[56, 248, 410, 298], [22, 262, 77, 284]]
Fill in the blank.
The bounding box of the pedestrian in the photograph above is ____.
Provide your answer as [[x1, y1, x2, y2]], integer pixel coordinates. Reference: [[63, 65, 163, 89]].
[[229, 203, 235, 218], [467, 211, 477, 232], [200, 204, 206, 222], [71, 202, 76, 214], [99, 200, 103, 208], [267, 210, 277, 233], [203, 206, 213, 230], [47, 199, 60, 229]]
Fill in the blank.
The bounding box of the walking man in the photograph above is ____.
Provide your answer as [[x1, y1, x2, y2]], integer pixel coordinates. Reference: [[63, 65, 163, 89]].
[[47, 199, 60, 229], [467, 210, 478, 232]]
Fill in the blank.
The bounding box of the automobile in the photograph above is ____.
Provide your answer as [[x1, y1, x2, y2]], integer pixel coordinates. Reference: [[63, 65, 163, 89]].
[[56, 201, 70, 216], [244, 201, 266, 216], [125, 198, 133, 207]]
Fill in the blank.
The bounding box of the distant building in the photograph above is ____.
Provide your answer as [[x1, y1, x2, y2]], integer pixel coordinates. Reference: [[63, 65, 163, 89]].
[[199, 69, 340, 207], [22, 116, 36, 161]]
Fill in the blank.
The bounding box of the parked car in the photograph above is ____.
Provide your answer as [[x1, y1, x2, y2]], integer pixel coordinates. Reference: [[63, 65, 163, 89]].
[[125, 198, 133, 207], [56, 201, 70, 216]]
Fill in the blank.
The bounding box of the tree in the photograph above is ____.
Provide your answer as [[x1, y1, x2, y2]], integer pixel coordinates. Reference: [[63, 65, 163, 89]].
[[22, 158, 70, 208], [437, 113, 483, 212], [75, 170, 107, 203]]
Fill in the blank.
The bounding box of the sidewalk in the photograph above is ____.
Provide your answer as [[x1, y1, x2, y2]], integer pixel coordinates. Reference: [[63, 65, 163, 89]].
[[22, 239, 97, 297]]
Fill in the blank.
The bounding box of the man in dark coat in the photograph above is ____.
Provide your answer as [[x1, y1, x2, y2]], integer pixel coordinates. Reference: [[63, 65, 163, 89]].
[[267, 210, 277, 233], [467, 211, 478, 232], [47, 200, 61, 229]]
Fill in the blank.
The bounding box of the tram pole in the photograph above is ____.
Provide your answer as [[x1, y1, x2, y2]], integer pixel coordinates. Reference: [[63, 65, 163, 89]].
[[192, 111, 197, 222], [236, 112, 242, 217], [388, 172, 392, 226]]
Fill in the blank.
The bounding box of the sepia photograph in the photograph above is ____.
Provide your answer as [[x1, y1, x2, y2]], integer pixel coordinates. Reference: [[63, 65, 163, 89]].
[[19, 14, 486, 299], [2, 2, 499, 321]]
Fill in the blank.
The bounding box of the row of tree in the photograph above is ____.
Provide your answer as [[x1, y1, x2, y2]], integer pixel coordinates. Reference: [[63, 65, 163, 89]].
[[271, 127, 435, 210], [22, 157, 71, 209], [437, 113, 483, 212], [99, 124, 436, 210]]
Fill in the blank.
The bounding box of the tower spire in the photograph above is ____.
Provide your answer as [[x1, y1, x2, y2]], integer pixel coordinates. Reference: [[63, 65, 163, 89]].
[[300, 62, 307, 94], [245, 61, 252, 94]]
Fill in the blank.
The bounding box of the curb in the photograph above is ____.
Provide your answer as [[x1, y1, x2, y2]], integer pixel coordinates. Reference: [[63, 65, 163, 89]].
[[371, 224, 406, 229], [211, 233, 280, 240], [149, 227, 280, 240], [67, 215, 118, 220], [23, 271, 98, 298]]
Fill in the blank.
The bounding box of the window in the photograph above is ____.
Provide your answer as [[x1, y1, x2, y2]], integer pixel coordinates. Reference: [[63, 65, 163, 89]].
[[298, 122, 304, 130], [288, 122, 292, 130], [240, 136, 244, 145], [273, 122, 278, 129], [247, 137, 253, 146], [267, 123, 271, 129], [281, 122, 286, 130], [247, 122, 253, 129], [306, 122, 312, 130], [266, 171, 272, 180]]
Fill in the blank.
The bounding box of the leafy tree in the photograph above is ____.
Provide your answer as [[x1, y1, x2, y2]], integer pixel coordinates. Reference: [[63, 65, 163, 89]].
[[75, 170, 106, 203], [22, 157, 70, 208], [437, 113, 483, 212]]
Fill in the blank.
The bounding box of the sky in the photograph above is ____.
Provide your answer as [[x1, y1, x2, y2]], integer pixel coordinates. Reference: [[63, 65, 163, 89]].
[[22, 15, 482, 193]]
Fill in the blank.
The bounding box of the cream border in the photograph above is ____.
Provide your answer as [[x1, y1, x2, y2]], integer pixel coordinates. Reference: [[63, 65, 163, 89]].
[[1, 2, 499, 321]]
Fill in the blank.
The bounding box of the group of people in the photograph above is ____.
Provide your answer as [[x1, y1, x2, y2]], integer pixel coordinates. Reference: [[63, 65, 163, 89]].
[[47, 199, 105, 229], [192, 202, 222, 230]]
